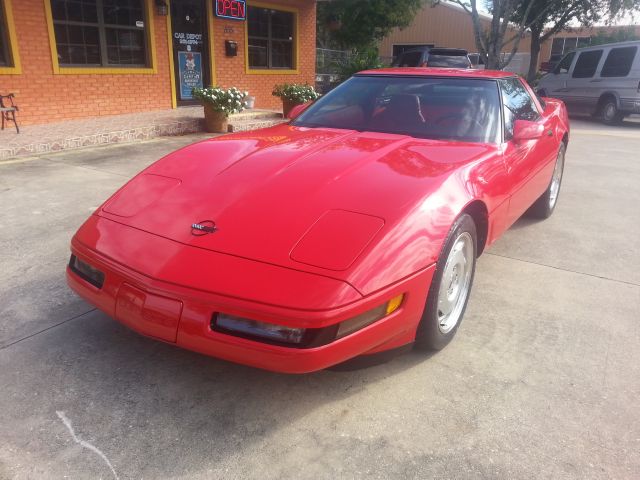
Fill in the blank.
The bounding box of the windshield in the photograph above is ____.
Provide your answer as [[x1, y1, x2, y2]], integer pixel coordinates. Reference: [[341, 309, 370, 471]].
[[427, 55, 470, 68], [293, 76, 501, 143]]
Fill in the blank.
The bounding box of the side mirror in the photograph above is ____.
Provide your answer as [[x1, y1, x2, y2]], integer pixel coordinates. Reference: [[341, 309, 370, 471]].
[[513, 119, 544, 141], [287, 102, 311, 120]]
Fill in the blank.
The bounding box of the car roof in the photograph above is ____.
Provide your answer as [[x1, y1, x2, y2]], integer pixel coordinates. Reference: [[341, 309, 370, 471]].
[[356, 67, 518, 79], [571, 39, 640, 52], [428, 48, 468, 56]]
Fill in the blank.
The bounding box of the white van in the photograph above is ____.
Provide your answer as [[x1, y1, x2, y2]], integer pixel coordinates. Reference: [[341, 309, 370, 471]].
[[537, 40, 640, 124]]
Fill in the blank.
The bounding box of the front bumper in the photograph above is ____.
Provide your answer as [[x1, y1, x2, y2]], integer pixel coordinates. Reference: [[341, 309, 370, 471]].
[[67, 216, 434, 373]]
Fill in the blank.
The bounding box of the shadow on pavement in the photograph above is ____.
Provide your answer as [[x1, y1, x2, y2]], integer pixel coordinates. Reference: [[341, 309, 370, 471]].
[[1, 307, 434, 478]]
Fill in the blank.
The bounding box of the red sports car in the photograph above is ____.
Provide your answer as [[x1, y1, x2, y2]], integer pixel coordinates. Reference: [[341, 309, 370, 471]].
[[67, 68, 569, 373]]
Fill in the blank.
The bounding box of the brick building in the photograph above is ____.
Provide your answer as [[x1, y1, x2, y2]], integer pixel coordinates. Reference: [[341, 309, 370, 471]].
[[0, 0, 316, 126]]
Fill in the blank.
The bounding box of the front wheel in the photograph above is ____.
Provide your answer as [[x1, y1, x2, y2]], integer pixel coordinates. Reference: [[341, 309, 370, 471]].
[[415, 214, 477, 351], [527, 142, 566, 219]]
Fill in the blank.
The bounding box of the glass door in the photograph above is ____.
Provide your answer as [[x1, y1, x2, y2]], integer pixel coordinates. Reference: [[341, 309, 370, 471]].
[[171, 0, 210, 106]]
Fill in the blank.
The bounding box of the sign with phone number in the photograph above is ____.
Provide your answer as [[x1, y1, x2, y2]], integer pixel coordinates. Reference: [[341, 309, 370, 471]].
[[215, 0, 246, 21]]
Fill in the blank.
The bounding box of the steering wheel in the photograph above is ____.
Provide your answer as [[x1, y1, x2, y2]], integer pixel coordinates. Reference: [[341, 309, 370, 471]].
[[434, 114, 484, 130]]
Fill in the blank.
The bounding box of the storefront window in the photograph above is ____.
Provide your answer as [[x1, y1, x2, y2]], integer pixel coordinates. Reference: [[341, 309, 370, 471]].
[[0, 0, 11, 67], [51, 0, 148, 67], [248, 6, 294, 70], [549, 36, 591, 59]]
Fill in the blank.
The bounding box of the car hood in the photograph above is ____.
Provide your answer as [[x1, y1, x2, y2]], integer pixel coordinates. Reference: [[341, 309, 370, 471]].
[[98, 124, 496, 287]]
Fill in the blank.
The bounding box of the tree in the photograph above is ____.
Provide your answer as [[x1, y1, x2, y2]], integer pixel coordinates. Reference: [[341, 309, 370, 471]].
[[452, 0, 640, 80], [517, 0, 640, 83], [316, 0, 425, 51], [446, 0, 553, 69], [513, 0, 599, 83], [590, 25, 640, 45]]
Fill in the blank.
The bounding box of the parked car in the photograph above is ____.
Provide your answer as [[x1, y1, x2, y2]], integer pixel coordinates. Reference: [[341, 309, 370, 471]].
[[392, 47, 472, 68], [468, 53, 485, 69], [537, 40, 640, 124], [67, 68, 569, 373]]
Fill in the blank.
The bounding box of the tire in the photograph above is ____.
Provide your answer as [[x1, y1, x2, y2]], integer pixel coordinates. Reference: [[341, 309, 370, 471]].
[[601, 99, 624, 125], [415, 214, 477, 351], [527, 142, 566, 219]]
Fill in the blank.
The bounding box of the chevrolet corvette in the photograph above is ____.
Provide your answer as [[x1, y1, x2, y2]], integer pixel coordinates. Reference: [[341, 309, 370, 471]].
[[67, 68, 570, 373]]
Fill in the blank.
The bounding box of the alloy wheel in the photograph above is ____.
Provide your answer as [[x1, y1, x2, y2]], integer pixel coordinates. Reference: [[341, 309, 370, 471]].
[[437, 232, 474, 334]]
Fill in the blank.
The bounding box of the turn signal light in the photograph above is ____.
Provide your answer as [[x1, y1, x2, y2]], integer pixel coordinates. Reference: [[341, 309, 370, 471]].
[[386, 294, 404, 315], [336, 294, 404, 339]]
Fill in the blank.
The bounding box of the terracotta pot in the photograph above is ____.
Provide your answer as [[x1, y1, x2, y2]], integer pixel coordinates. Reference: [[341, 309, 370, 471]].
[[282, 98, 303, 118], [203, 104, 228, 133]]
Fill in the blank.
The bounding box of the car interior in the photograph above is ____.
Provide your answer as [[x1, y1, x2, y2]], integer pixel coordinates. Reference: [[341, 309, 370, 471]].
[[295, 77, 501, 143]]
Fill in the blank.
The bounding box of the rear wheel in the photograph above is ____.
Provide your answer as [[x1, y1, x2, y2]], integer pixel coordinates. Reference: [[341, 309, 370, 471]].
[[527, 142, 566, 219], [415, 214, 477, 351], [600, 99, 624, 125]]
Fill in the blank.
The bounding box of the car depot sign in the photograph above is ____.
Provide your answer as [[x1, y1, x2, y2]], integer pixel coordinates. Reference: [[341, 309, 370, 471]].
[[215, 0, 246, 20]]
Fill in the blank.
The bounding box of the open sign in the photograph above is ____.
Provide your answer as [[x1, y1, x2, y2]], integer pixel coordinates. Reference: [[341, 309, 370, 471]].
[[215, 0, 246, 20]]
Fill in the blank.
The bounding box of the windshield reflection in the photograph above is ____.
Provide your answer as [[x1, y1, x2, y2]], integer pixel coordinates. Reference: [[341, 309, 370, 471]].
[[293, 76, 501, 144]]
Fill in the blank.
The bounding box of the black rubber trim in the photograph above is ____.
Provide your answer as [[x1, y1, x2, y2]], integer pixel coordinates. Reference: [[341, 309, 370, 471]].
[[69, 255, 105, 289]]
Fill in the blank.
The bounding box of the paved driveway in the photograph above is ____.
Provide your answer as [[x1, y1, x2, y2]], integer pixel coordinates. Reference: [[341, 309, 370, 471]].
[[1, 122, 638, 479]]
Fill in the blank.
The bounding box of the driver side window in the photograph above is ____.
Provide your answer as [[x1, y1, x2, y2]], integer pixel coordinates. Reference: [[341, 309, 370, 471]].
[[554, 52, 575, 74], [500, 77, 540, 140]]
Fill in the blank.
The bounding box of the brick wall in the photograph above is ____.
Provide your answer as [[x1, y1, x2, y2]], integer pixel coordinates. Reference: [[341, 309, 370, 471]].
[[1, 0, 173, 126], [1, 0, 316, 126], [213, 0, 316, 110]]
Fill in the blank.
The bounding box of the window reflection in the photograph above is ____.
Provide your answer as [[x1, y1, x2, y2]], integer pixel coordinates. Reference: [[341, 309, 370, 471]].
[[294, 76, 502, 144]]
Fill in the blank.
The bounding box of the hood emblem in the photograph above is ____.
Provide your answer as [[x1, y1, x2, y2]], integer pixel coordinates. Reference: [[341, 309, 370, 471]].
[[191, 220, 217, 236]]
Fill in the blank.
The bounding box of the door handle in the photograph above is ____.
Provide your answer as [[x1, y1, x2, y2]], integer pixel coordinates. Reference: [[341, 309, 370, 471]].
[[590, 79, 603, 83]]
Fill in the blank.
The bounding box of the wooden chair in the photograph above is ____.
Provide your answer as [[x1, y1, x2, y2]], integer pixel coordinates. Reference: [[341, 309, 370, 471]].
[[0, 93, 19, 133]]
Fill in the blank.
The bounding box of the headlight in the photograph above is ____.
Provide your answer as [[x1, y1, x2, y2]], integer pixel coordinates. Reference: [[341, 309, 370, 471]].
[[215, 313, 306, 345], [212, 294, 404, 348]]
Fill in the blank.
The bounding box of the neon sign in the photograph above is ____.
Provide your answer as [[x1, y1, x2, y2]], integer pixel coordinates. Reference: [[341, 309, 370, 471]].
[[215, 0, 246, 21]]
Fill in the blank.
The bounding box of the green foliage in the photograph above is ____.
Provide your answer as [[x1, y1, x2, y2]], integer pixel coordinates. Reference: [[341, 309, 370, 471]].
[[192, 87, 248, 116], [317, 0, 425, 50], [334, 50, 385, 81], [590, 26, 640, 46], [272, 84, 321, 103]]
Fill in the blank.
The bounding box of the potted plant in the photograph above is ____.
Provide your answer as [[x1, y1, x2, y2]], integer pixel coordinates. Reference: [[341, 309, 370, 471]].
[[192, 86, 248, 133], [272, 83, 320, 117]]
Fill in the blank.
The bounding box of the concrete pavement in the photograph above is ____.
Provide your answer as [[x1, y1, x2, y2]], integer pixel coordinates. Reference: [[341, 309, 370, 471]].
[[0, 121, 638, 479]]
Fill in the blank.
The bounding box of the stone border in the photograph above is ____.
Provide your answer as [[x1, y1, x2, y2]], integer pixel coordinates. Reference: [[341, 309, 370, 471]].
[[0, 118, 205, 161]]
